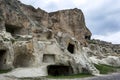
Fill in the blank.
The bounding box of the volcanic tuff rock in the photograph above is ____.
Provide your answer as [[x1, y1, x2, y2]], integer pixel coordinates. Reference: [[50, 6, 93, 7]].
[[87, 39, 120, 67], [49, 9, 91, 45], [0, 0, 120, 78]]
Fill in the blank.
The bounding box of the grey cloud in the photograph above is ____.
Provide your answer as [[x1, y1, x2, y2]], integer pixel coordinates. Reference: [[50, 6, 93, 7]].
[[84, 0, 120, 35], [44, 2, 58, 12]]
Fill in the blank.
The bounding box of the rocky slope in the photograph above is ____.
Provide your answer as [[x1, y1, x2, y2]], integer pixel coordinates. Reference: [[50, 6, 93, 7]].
[[87, 39, 120, 67], [0, 0, 120, 78]]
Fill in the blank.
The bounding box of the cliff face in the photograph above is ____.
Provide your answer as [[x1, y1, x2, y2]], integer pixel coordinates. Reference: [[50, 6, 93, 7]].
[[0, 0, 95, 76], [49, 9, 91, 44], [0, 0, 119, 78], [0, 0, 91, 44]]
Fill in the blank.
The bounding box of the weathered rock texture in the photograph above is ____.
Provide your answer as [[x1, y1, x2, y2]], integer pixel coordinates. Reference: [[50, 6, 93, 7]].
[[0, 0, 119, 78], [49, 9, 91, 45], [87, 39, 120, 67]]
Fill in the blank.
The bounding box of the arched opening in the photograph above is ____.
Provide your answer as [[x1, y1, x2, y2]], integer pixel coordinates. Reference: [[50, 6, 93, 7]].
[[67, 43, 75, 54], [47, 65, 73, 76], [13, 54, 34, 68], [0, 50, 6, 70]]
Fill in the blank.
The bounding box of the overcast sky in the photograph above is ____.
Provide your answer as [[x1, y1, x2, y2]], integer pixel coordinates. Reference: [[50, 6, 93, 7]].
[[20, 0, 120, 44]]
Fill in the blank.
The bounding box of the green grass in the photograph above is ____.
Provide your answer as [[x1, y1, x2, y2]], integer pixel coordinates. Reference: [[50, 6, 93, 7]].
[[47, 73, 93, 79], [19, 77, 45, 80], [94, 64, 118, 74], [0, 69, 12, 74]]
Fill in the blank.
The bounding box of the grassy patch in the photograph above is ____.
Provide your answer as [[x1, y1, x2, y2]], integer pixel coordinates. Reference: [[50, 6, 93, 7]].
[[19, 77, 45, 80], [47, 73, 93, 79], [94, 64, 117, 74], [0, 69, 12, 74]]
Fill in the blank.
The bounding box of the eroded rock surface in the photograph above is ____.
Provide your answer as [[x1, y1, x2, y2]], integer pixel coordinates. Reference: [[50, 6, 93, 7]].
[[0, 0, 120, 78], [87, 39, 120, 67]]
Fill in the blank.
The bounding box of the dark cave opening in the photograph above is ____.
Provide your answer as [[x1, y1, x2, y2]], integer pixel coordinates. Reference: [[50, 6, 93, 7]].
[[5, 24, 22, 37], [67, 43, 75, 54], [0, 50, 6, 70], [47, 65, 73, 76], [85, 35, 91, 40]]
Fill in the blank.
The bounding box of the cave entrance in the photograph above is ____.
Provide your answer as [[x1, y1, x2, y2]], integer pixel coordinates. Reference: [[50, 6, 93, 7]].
[[67, 43, 75, 54], [47, 65, 73, 76], [85, 35, 91, 40], [0, 50, 6, 70], [5, 24, 22, 37], [13, 54, 34, 68]]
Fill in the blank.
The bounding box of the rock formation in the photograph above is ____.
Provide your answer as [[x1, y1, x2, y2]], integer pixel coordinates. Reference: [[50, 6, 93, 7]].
[[0, 0, 120, 78], [87, 39, 120, 67]]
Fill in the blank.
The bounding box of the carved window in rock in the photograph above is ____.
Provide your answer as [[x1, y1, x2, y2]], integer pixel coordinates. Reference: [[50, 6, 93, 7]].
[[43, 54, 55, 63], [67, 43, 75, 54], [47, 65, 73, 76], [5, 24, 22, 37]]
